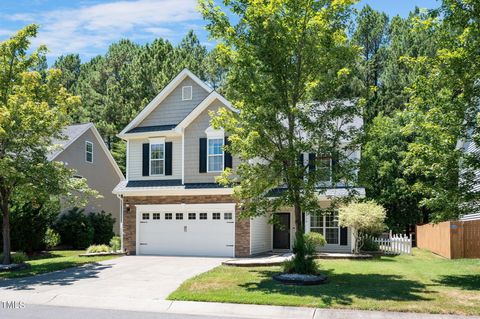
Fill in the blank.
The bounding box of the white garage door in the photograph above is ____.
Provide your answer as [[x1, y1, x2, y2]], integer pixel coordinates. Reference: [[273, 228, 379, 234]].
[[136, 203, 235, 257]]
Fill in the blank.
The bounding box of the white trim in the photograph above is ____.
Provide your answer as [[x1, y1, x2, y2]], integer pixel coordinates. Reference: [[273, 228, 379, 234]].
[[205, 126, 224, 138], [85, 141, 93, 163], [113, 186, 234, 196], [120, 69, 213, 136], [181, 128, 185, 184], [175, 91, 238, 131], [126, 140, 130, 179], [182, 85, 193, 101], [118, 130, 181, 140], [149, 142, 165, 176], [149, 137, 165, 144]]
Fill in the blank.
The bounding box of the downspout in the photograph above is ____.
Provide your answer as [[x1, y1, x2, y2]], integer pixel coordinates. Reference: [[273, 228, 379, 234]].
[[116, 194, 124, 252]]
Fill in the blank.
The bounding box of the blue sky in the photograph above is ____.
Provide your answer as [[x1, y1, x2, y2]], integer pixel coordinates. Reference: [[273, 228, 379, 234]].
[[0, 0, 440, 64]]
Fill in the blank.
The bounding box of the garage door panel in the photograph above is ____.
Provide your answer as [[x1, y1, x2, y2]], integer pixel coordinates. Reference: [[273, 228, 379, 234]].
[[137, 204, 235, 257]]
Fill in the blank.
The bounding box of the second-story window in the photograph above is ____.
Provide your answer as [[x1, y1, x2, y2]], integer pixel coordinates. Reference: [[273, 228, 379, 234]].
[[318, 156, 332, 183], [207, 138, 224, 172], [150, 143, 165, 175], [85, 141, 93, 163]]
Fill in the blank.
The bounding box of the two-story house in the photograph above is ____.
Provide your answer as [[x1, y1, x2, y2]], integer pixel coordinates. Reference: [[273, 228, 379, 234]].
[[113, 69, 364, 257]]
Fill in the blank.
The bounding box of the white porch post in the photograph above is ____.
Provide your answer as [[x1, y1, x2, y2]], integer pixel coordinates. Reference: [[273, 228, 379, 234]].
[[305, 213, 311, 233]]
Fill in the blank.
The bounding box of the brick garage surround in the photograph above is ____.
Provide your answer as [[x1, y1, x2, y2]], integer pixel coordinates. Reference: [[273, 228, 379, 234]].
[[122, 195, 250, 257]]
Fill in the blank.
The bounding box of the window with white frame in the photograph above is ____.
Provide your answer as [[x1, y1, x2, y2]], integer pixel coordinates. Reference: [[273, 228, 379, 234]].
[[208, 138, 224, 172], [310, 212, 339, 244], [182, 86, 192, 100], [318, 156, 332, 183], [150, 143, 165, 175], [85, 141, 93, 163]]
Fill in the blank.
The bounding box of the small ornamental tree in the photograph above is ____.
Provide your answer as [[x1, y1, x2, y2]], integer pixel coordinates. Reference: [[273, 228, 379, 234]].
[[200, 0, 360, 274], [338, 201, 386, 253]]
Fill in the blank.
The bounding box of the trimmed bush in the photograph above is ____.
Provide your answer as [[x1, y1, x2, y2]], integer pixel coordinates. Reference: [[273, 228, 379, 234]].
[[86, 244, 111, 254], [88, 211, 115, 245], [44, 228, 61, 249], [284, 231, 326, 275], [109, 236, 121, 252], [0, 252, 28, 264], [362, 236, 380, 252]]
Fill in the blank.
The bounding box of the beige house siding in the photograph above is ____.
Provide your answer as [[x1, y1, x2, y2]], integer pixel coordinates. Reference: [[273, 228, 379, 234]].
[[127, 136, 182, 181], [184, 99, 240, 183], [55, 128, 122, 233], [138, 77, 210, 128]]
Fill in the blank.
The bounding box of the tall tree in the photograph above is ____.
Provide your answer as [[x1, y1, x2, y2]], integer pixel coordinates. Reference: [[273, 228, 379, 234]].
[[0, 25, 94, 264], [200, 0, 360, 267]]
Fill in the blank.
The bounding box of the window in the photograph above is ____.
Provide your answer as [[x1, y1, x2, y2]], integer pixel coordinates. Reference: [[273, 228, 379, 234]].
[[310, 212, 339, 244], [150, 143, 165, 175], [212, 213, 221, 220], [207, 138, 224, 172], [199, 213, 207, 220], [152, 213, 160, 220], [85, 141, 93, 163], [182, 86, 192, 100], [176, 213, 183, 220], [318, 156, 332, 183], [188, 213, 196, 220], [224, 212, 233, 220], [142, 213, 150, 220], [165, 213, 172, 220]]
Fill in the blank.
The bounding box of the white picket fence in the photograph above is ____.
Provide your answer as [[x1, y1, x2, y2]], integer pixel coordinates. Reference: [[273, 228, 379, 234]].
[[363, 231, 412, 255]]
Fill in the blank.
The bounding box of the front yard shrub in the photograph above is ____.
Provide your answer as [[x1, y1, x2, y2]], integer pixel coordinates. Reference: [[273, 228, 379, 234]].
[[54, 208, 94, 249], [44, 228, 61, 249], [88, 211, 115, 245], [86, 244, 111, 254], [361, 236, 380, 252], [0, 251, 28, 264], [285, 232, 325, 274], [109, 236, 121, 252]]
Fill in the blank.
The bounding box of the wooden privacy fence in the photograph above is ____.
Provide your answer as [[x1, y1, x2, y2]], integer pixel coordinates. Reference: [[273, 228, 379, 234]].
[[416, 220, 480, 259], [363, 232, 412, 255]]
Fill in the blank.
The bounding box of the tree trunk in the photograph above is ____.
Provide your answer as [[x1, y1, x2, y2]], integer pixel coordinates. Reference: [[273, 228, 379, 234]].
[[1, 197, 11, 265], [294, 202, 303, 235]]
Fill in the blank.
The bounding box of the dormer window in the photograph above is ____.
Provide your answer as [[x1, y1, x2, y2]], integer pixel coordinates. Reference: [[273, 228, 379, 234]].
[[182, 86, 192, 101]]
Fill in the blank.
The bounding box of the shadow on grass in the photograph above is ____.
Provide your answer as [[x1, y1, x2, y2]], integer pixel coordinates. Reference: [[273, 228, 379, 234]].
[[27, 252, 64, 260], [239, 268, 432, 306], [0, 262, 112, 290], [435, 275, 480, 291]]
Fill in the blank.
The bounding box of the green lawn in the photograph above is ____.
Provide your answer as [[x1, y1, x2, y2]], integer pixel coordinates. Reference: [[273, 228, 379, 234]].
[[169, 249, 480, 315], [0, 250, 119, 279]]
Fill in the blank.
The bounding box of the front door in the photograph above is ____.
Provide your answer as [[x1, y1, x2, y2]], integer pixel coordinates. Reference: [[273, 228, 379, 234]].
[[273, 213, 290, 249]]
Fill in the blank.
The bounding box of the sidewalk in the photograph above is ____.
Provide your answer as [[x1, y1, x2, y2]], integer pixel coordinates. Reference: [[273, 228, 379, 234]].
[[2, 290, 477, 319]]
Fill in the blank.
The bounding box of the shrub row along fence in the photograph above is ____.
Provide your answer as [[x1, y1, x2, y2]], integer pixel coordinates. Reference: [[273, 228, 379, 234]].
[[363, 232, 412, 255]]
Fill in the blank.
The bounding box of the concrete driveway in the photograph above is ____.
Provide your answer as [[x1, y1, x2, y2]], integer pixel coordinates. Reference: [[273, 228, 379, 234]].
[[0, 256, 225, 304]]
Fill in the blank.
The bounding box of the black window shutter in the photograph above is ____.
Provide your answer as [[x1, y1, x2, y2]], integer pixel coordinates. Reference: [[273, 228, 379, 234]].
[[308, 153, 316, 172], [165, 142, 172, 176], [142, 143, 150, 176], [298, 153, 304, 166], [340, 227, 348, 246], [199, 138, 207, 173], [224, 136, 232, 169]]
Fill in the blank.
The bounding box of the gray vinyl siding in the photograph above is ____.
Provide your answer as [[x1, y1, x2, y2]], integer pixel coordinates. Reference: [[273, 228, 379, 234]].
[[138, 78, 211, 127], [184, 99, 239, 183], [55, 128, 122, 234], [127, 136, 182, 181], [466, 140, 480, 193]]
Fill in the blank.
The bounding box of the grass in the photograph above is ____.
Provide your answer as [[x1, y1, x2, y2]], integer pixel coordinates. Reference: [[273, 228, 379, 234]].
[[169, 249, 480, 315], [0, 250, 118, 279]]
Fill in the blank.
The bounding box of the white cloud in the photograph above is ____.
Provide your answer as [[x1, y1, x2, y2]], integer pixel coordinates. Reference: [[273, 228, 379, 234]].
[[9, 0, 203, 59]]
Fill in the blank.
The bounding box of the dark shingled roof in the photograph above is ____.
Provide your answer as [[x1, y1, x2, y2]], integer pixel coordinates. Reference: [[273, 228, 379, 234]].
[[184, 183, 227, 189], [126, 179, 183, 187], [127, 124, 177, 134]]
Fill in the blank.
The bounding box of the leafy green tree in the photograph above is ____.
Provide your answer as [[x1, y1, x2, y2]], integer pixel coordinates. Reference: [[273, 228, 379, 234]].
[[352, 5, 389, 124], [0, 25, 95, 264], [200, 0, 360, 263]]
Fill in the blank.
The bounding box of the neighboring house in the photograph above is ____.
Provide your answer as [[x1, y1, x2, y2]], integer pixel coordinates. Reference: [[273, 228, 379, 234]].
[[49, 123, 125, 234], [113, 69, 364, 257]]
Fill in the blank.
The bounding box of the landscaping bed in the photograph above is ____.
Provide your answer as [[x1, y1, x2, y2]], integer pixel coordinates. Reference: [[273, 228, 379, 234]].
[[169, 249, 480, 316], [0, 250, 119, 279]]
